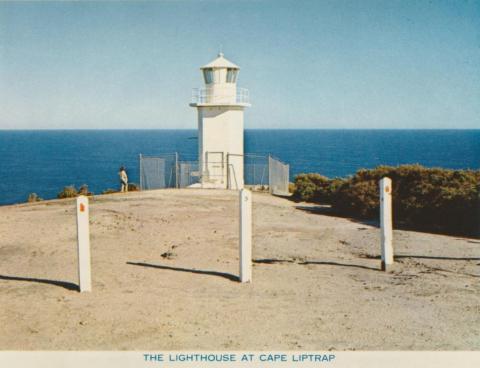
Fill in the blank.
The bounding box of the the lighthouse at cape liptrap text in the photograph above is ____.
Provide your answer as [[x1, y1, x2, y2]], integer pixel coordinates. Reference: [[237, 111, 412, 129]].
[[190, 53, 250, 190]]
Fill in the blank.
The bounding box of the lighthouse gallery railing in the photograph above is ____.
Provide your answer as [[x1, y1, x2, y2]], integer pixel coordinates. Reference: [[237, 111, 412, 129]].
[[191, 87, 250, 105]]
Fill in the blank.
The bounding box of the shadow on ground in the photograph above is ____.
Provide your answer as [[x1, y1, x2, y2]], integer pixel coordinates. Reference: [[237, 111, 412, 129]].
[[299, 260, 379, 271], [295, 205, 379, 228], [253, 258, 379, 271], [359, 254, 480, 261], [294, 203, 480, 239], [253, 258, 295, 264], [0, 274, 78, 291], [126, 262, 238, 282]]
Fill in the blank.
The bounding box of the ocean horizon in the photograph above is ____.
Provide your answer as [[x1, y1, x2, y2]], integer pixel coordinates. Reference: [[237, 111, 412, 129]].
[[0, 129, 479, 206]]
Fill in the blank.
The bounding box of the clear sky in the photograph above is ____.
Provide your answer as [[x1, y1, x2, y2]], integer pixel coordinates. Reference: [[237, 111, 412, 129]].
[[0, 0, 479, 129]]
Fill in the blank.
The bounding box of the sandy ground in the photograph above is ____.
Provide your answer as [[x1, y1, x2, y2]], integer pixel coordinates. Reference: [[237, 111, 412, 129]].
[[0, 189, 479, 350]]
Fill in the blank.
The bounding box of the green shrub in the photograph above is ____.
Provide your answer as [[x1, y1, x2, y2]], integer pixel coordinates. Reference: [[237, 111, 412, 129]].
[[57, 184, 94, 199], [293, 173, 346, 203], [333, 178, 378, 218], [293, 165, 480, 237], [57, 186, 78, 199], [78, 184, 93, 196]]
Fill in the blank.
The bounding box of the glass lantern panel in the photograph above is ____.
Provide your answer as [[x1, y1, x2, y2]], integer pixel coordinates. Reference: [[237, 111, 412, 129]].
[[203, 69, 214, 84], [226, 69, 237, 83]]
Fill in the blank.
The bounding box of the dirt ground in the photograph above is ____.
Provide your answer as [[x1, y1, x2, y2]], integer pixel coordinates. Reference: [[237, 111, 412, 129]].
[[0, 189, 479, 350]]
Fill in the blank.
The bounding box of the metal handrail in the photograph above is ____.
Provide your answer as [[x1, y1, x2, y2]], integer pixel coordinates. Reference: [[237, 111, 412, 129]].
[[191, 87, 250, 104]]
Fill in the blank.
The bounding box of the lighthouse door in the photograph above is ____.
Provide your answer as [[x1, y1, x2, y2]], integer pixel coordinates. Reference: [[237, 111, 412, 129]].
[[204, 151, 225, 187]]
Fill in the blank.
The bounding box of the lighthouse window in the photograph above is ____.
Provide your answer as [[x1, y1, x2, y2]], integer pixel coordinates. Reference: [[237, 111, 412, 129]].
[[203, 68, 214, 84], [226, 69, 237, 83]]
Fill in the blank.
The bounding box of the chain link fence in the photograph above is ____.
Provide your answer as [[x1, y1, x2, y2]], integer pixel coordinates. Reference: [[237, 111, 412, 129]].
[[268, 156, 290, 195], [244, 154, 269, 187], [179, 161, 200, 188], [139, 152, 289, 195], [139, 154, 177, 190]]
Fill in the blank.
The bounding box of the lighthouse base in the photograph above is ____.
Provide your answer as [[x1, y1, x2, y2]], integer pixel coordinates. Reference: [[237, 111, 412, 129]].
[[197, 106, 245, 191], [199, 167, 244, 190]]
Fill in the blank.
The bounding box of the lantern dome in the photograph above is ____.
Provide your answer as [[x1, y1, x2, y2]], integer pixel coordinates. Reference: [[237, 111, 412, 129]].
[[200, 53, 240, 70]]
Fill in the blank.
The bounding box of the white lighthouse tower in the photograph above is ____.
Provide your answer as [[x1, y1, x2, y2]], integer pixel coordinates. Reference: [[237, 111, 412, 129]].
[[190, 53, 250, 189]]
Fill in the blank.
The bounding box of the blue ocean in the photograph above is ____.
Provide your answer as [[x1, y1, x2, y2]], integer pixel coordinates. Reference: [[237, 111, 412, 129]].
[[0, 129, 478, 206]]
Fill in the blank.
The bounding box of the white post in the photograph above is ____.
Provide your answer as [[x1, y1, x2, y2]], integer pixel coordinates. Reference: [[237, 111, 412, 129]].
[[239, 189, 252, 282], [76, 196, 92, 292], [379, 177, 394, 271]]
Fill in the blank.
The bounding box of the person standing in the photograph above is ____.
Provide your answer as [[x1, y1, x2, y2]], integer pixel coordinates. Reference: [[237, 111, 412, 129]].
[[119, 166, 128, 192]]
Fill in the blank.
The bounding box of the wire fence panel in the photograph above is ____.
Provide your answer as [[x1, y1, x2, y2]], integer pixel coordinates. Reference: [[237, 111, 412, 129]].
[[139, 152, 290, 195], [139, 154, 177, 190], [179, 161, 200, 188], [269, 156, 290, 195], [226, 154, 243, 190], [244, 154, 269, 186]]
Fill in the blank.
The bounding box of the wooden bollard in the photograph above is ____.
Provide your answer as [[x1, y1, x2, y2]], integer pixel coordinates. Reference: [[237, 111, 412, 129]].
[[239, 189, 252, 283], [76, 196, 92, 292], [379, 177, 393, 271]]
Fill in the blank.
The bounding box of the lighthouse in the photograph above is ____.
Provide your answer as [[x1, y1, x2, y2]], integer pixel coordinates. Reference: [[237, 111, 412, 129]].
[[190, 53, 250, 189]]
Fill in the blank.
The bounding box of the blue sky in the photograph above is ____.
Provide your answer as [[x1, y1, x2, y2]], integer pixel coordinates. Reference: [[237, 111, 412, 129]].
[[0, 0, 479, 129]]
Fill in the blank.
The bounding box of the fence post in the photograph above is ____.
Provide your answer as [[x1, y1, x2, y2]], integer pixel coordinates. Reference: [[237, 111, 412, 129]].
[[175, 152, 179, 188], [226, 154, 230, 189], [379, 177, 393, 271], [239, 189, 252, 283], [139, 154, 143, 191], [76, 196, 92, 292], [268, 155, 272, 194]]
